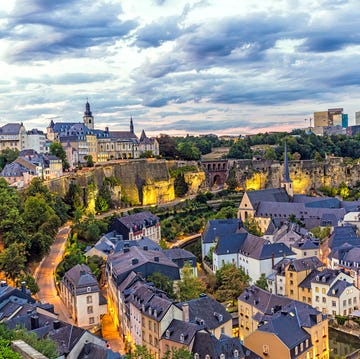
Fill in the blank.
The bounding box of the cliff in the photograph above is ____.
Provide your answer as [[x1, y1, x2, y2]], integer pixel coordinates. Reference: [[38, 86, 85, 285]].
[[46, 159, 206, 206]]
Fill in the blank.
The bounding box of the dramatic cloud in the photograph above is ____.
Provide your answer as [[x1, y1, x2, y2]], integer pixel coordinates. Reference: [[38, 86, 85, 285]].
[[0, 0, 359, 135]]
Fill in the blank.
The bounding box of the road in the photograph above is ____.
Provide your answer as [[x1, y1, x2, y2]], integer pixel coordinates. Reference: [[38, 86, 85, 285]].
[[34, 224, 74, 324]]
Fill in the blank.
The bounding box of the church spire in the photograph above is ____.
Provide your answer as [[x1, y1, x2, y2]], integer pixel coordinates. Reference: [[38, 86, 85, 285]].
[[282, 141, 293, 198], [283, 141, 290, 182], [130, 116, 134, 134], [83, 99, 94, 129]]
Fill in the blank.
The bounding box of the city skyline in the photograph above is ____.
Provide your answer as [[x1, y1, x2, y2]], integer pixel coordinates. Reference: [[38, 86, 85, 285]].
[[0, 0, 359, 136]]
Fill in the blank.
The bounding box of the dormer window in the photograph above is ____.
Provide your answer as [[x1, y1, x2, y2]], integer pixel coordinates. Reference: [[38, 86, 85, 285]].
[[180, 333, 184, 343], [234, 350, 239, 358], [87, 287, 91, 293], [194, 354, 199, 359], [165, 330, 170, 339], [205, 355, 210, 359], [220, 354, 225, 359]]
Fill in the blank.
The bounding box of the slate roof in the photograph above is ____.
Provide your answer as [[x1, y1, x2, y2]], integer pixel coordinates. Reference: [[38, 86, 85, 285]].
[[0, 123, 23, 134], [164, 248, 196, 260], [62, 264, 99, 296], [298, 270, 321, 289], [214, 233, 247, 255], [108, 246, 180, 285], [113, 237, 161, 253], [246, 188, 290, 208], [287, 256, 324, 272], [109, 131, 138, 140], [343, 247, 360, 263], [238, 286, 292, 316], [78, 343, 122, 359], [310, 268, 340, 286], [202, 219, 240, 244], [328, 226, 360, 250], [327, 280, 353, 297], [257, 307, 311, 350], [162, 319, 202, 345], [0, 162, 28, 177], [179, 295, 232, 330], [192, 332, 261, 359], [292, 238, 319, 251]]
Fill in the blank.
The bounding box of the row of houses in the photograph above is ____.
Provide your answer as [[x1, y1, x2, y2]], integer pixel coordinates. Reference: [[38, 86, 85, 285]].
[[0, 281, 120, 359]]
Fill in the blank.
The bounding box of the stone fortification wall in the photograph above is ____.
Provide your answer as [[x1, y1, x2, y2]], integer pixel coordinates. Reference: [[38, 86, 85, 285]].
[[233, 157, 360, 193]]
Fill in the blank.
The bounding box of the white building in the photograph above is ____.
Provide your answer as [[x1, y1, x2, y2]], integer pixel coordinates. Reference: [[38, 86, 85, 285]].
[[60, 264, 107, 331]]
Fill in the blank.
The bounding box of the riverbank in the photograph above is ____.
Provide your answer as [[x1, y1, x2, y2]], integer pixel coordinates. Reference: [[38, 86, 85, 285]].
[[329, 327, 360, 359]]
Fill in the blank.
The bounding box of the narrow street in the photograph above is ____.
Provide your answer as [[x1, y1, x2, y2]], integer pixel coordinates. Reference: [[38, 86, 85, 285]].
[[34, 224, 74, 324]]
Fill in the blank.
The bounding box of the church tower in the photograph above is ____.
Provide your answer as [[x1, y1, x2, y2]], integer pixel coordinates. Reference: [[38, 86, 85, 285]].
[[83, 100, 94, 129], [281, 142, 293, 198], [130, 116, 134, 134]]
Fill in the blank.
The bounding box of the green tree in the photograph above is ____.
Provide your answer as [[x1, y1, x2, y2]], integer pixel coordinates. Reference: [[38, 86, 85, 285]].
[[18, 273, 40, 294], [85, 155, 94, 167], [215, 264, 250, 303], [310, 226, 331, 242], [0, 339, 21, 359], [147, 272, 175, 299], [243, 217, 263, 236], [126, 345, 153, 359], [177, 142, 201, 160], [174, 174, 188, 197], [255, 273, 268, 290], [177, 262, 206, 301], [0, 243, 27, 282], [140, 150, 155, 158], [162, 347, 193, 359], [87, 255, 104, 281], [49, 141, 69, 170]]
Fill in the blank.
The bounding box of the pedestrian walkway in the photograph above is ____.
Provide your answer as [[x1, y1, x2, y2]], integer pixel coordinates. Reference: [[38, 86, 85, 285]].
[[101, 313, 125, 354]]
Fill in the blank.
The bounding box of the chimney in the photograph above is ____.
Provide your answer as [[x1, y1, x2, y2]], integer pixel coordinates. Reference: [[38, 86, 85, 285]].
[[21, 281, 26, 294], [154, 256, 159, 262], [143, 246, 148, 251], [53, 320, 61, 330], [30, 315, 39, 330], [105, 126, 109, 133], [271, 252, 275, 268], [132, 258, 139, 265], [124, 247, 130, 253], [182, 303, 189, 322]]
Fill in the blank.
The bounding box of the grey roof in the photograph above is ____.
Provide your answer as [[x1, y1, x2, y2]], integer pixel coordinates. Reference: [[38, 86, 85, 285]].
[[292, 238, 319, 250], [78, 343, 122, 359], [343, 247, 360, 263], [113, 237, 161, 254], [108, 246, 180, 285], [238, 286, 292, 316], [164, 248, 196, 260], [202, 219, 241, 244], [214, 233, 247, 255], [109, 131, 138, 140], [62, 264, 99, 295], [257, 306, 311, 350], [309, 268, 340, 286], [329, 226, 360, 250], [0, 123, 23, 134], [0, 162, 29, 177], [162, 319, 202, 345], [298, 270, 321, 289], [192, 332, 261, 359], [327, 280, 353, 297], [179, 295, 232, 330], [246, 188, 290, 208], [287, 256, 324, 272]]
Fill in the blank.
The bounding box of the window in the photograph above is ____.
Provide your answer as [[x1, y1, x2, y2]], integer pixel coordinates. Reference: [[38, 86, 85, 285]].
[[315, 287, 319, 293], [300, 343, 303, 352], [221, 327, 225, 334], [194, 354, 199, 359], [305, 339, 309, 348], [234, 350, 239, 358], [332, 301, 336, 307], [153, 323, 157, 332], [322, 297, 326, 304], [290, 280, 294, 285], [343, 300, 346, 307], [348, 298, 352, 305], [290, 289, 294, 295], [149, 334, 152, 345], [86, 295, 92, 304], [149, 320, 152, 330], [322, 288, 326, 294], [89, 317, 94, 324], [315, 296, 319, 302], [87, 287, 91, 293], [87, 306, 93, 314], [220, 354, 225, 359]]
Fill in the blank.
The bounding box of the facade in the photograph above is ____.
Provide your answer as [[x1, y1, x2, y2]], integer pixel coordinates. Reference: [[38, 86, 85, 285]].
[[0, 123, 26, 151], [60, 264, 107, 330], [23, 129, 47, 153], [110, 211, 161, 242]]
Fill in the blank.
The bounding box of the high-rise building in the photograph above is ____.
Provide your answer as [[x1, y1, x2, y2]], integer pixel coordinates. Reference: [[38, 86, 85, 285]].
[[314, 111, 328, 127], [314, 108, 345, 128], [355, 111, 360, 125]]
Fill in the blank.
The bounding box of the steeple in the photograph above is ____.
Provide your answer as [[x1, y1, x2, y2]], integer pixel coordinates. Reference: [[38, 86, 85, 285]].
[[281, 141, 293, 198], [130, 116, 134, 134], [83, 100, 94, 130]]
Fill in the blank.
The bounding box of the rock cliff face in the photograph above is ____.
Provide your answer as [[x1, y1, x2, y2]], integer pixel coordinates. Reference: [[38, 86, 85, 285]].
[[46, 160, 206, 206], [233, 157, 360, 193]]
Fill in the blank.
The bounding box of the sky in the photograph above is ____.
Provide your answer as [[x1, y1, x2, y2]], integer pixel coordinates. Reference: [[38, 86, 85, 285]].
[[0, 0, 359, 136]]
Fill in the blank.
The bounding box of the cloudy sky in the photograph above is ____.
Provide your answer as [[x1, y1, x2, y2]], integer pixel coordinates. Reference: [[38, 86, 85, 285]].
[[0, 0, 359, 136]]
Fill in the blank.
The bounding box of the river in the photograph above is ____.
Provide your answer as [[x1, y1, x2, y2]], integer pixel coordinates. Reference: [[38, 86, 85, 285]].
[[329, 328, 360, 358]]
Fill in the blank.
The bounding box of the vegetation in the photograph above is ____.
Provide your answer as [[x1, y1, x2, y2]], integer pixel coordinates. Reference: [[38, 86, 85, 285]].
[[126, 345, 192, 359], [177, 262, 206, 301], [0, 148, 19, 171], [0, 178, 68, 284], [0, 324, 58, 359], [147, 272, 175, 299], [255, 274, 268, 290], [243, 217, 263, 236], [310, 226, 331, 242], [0, 339, 21, 359], [213, 264, 251, 303]]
